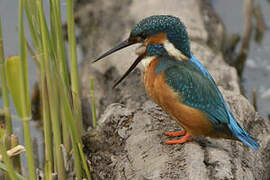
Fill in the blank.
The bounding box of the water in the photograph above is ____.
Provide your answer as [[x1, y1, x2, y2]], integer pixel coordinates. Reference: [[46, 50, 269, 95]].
[[213, 0, 270, 119]]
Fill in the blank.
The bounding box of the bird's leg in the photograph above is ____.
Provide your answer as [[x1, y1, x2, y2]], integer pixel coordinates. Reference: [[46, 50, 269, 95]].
[[164, 130, 186, 137], [165, 133, 192, 144]]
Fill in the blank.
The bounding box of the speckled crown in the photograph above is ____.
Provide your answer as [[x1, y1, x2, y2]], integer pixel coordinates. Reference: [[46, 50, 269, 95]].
[[130, 15, 191, 57]]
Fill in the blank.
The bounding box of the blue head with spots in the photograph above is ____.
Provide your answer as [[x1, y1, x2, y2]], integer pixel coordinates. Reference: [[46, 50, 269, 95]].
[[130, 15, 191, 58], [93, 15, 191, 87]]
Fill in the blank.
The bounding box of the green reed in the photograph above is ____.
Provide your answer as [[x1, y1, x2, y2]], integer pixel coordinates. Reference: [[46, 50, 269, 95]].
[[0, 0, 91, 179]]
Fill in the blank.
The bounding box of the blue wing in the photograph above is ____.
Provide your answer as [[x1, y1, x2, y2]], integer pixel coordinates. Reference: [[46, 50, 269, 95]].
[[156, 55, 259, 150], [159, 57, 230, 132]]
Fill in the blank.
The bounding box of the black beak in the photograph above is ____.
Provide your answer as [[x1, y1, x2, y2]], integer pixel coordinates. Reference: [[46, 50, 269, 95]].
[[93, 39, 137, 63], [112, 54, 144, 88], [93, 38, 145, 88]]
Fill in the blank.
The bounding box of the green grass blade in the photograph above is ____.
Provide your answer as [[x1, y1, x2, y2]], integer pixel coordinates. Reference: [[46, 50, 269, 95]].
[[55, 70, 91, 179], [55, 72, 83, 180], [66, 0, 83, 136], [51, 0, 72, 155], [24, 1, 54, 177], [0, 130, 19, 180], [10, 135, 22, 174], [19, 1, 31, 118], [78, 143, 91, 180], [41, 85, 53, 180], [37, 0, 66, 179], [89, 78, 96, 127], [18, 0, 36, 179], [24, 0, 39, 49], [5, 56, 24, 118], [0, 162, 26, 180], [0, 18, 13, 135], [61, 106, 71, 153], [51, 0, 69, 86]]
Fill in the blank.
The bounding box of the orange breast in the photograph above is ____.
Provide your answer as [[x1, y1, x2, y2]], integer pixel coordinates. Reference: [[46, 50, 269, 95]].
[[143, 58, 224, 138]]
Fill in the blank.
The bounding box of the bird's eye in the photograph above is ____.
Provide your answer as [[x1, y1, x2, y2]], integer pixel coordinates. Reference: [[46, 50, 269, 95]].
[[133, 33, 147, 43], [140, 33, 147, 39]]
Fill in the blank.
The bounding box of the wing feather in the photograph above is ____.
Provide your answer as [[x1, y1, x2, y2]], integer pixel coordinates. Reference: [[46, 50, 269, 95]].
[[159, 57, 229, 133]]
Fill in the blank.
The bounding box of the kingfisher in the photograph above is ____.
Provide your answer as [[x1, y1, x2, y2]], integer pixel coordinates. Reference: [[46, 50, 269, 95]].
[[93, 15, 259, 150]]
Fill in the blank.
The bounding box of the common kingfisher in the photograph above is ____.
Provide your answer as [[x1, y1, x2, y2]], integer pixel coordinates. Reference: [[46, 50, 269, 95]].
[[93, 15, 259, 150]]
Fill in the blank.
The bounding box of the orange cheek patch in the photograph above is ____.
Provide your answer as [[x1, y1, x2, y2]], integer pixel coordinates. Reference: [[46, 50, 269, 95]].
[[146, 33, 167, 45]]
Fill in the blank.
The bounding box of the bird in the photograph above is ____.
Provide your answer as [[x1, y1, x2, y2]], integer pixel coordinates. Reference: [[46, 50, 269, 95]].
[[93, 15, 259, 150]]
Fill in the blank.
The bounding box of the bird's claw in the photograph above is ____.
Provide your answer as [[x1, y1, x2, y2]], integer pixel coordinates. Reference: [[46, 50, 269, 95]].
[[164, 130, 186, 137], [165, 133, 192, 144]]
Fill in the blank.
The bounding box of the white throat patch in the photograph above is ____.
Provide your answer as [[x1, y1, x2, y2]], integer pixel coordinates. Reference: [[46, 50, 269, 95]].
[[141, 56, 155, 68], [164, 40, 189, 61]]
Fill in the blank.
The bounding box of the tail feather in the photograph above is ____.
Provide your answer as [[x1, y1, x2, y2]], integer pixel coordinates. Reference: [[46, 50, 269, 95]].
[[228, 112, 259, 150], [190, 55, 259, 150]]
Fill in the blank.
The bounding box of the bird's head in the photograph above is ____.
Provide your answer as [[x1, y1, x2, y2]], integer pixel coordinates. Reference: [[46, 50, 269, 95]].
[[93, 15, 191, 87]]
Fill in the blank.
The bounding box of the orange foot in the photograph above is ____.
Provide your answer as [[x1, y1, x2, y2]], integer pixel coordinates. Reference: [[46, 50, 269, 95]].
[[164, 130, 186, 137], [165, 133, 192, 145]]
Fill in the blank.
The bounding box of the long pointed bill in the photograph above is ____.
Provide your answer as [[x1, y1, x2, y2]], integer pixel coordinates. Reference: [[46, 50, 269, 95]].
[[93, 39, 136, 63], [113, 54, 145, 88]]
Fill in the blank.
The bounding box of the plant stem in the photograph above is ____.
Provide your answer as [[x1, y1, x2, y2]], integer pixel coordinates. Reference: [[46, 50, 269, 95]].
[[89, 78, 97, 128], [19, 0, 36, 179], [78, 143, 92, 180], [0, 138, 18, 180], [51, 0, 72, 154], [51, 0, 69, 86], [24, 0, 54, 176], [0, 18, 13, 136], [56, 73, 83, 180], [37, 0, 66, 179], [66, 0, 84, 136], [10, 135, 22, 174]]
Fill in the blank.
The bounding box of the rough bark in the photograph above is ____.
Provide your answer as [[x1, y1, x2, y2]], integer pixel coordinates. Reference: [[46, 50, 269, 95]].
[[76, 0, 270, 179]]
